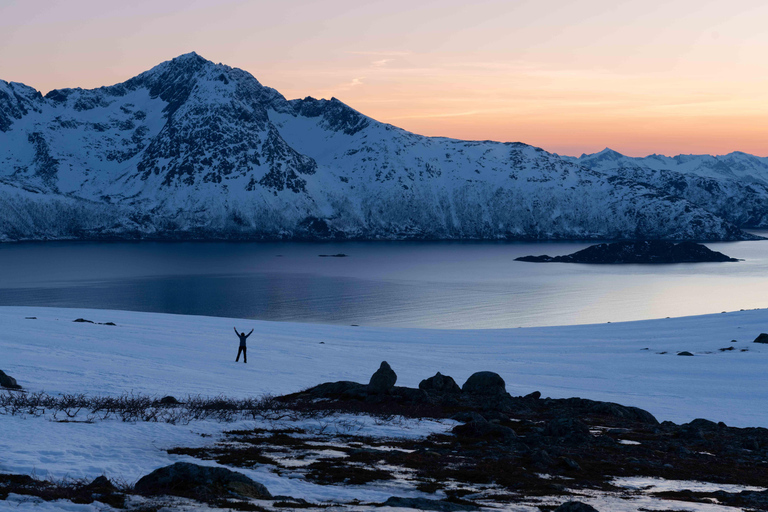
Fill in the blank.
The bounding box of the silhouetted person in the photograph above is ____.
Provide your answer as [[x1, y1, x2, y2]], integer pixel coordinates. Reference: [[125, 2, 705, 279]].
[[234, 327, 253, 363]]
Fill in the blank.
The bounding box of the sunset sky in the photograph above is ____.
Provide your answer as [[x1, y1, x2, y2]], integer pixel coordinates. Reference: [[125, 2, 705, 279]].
[[2, 0, 768, 157]]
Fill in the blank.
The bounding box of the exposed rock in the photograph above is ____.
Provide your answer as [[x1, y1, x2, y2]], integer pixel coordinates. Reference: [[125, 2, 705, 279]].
[[0, 370, 21, 389], [73, 318, 94, 323], [303, 381, 367, 399], [391, 386, 429, 403], [419, 372, 461, 395], [678, 351, 694, 356], [754, 333, 768, 343], [524, 391, 542, 400], [451, 411, 487, 423], [545, 417, 591, 445], [383, 497, 478, 511], [554, 501, 599, 512], [158, 396, 180, 405], [452, 419, 517, 442], [516, 241, 738, 264], [462, 371, 507, 396], [368, 361, 397, 394], [582, 400, 659, 425], [85, 475, 117, 493], [134, 462, 271, 501]]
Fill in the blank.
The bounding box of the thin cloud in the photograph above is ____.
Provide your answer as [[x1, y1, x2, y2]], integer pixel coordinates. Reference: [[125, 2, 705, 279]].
[[346, 51, 412, 56]]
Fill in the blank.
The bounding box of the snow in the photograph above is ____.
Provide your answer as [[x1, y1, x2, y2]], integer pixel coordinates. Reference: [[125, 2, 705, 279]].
[[2, 306, 767, 426], [3, 305, 768, 511], [0, 55, 751, 241]]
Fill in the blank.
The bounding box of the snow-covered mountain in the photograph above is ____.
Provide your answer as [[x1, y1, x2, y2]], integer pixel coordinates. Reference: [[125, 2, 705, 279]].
[[564, 149, 768, 229], [0, 53, 755, 241]]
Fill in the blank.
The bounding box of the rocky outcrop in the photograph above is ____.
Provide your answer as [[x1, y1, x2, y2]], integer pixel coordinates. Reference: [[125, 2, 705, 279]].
[[0, 370, 21, 389], [516, 241, 738, 264], [134, 462, 271, 501], [368, 361, 397, 394], [461, 371, 507, 396], [419, 372, 461, 395]]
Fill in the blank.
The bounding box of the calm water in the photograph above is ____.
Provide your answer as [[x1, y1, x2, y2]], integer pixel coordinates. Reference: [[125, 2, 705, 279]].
[[0, 239, 767, 329]]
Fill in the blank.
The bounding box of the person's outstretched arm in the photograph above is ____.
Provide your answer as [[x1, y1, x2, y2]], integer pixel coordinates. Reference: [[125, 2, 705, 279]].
[[234, 327, 239, 335], [246, 329, 254, 338]]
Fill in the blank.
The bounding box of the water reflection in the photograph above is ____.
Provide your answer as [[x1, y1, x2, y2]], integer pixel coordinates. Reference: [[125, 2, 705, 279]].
[[0, 240, 766, 328]]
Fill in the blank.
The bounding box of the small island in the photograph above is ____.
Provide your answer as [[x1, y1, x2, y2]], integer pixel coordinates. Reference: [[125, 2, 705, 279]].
[[516, 241, 739, 264]]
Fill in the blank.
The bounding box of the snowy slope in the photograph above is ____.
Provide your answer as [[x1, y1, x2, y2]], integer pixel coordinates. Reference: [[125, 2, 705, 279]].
[[2, 306, 768, 427], [0, 53, 753, 241], [566, 149, 768, 228], [3, 306, 767, 512]]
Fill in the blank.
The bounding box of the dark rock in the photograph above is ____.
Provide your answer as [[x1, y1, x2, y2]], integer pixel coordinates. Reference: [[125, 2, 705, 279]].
[[0, 370, 21, 389], [304, 381, 367, 399], [86, 475, 117, 492], [754, 333, 768, 343], [318, 253, 348, 258], [688, 418, 719, 431], [451, 411, 487, 423], [544, 417, 591, 444], [134, 462, 271, 500], [452, 420, 517, 442], [462, 371, 507, 396], [383, 497, 478, 511], [516, 241, 738, 264], [392, 386, 429, 402], [678, 351, 694, 356], [585, 401, 659, 425], [158, 396, 180, 405], [73, 318, 94, 323], [559, 456, 582, 471], [103, 322, 117, 326], [419, 372, 461, 395], [368, 361, 397, 394], [554, 501, 599, 512], [524, 391, 541, 400]]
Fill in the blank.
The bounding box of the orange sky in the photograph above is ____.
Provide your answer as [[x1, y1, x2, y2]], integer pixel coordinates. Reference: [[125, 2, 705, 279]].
[[2, 0, 768, 157]]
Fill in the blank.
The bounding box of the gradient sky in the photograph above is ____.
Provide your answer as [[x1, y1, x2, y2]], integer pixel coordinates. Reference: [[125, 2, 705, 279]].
[[2, 0, 768, 157]]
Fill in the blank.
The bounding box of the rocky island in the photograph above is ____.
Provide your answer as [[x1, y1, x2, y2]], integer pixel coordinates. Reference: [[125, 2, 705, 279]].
[[516, 240, 739, 264]]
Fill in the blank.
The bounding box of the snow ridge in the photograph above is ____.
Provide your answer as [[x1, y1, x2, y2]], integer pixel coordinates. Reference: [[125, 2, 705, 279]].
[[0, 53, 756, 241]]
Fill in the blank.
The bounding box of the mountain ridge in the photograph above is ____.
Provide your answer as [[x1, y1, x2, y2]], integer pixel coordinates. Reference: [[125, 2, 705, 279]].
[[0, 53, 759, 242]]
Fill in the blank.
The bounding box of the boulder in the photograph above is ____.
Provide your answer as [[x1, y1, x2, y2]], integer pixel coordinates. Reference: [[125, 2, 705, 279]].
[[0, 370, 21, 389], [134, 462, 271, 501], [554, 502, 599, 512], [524, 391, 542, 400], [462, 371, 506, 396], [419, 372, 461, 395], [677, 351, 694, 356], [368, 361, 397, 394], [754, 333, 768, 344], [158, 396, 180, 405]]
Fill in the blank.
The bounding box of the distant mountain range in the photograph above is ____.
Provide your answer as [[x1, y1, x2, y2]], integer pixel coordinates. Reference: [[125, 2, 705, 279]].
[[0, 52, 763, 242]]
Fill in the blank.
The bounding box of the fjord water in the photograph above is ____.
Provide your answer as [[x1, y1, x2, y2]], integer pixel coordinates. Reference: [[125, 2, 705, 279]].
[[1, 239, 767, 329]]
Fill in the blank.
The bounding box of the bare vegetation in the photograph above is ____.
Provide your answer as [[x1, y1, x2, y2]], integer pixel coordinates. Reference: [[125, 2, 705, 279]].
[[0, 390, 327, 424]]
